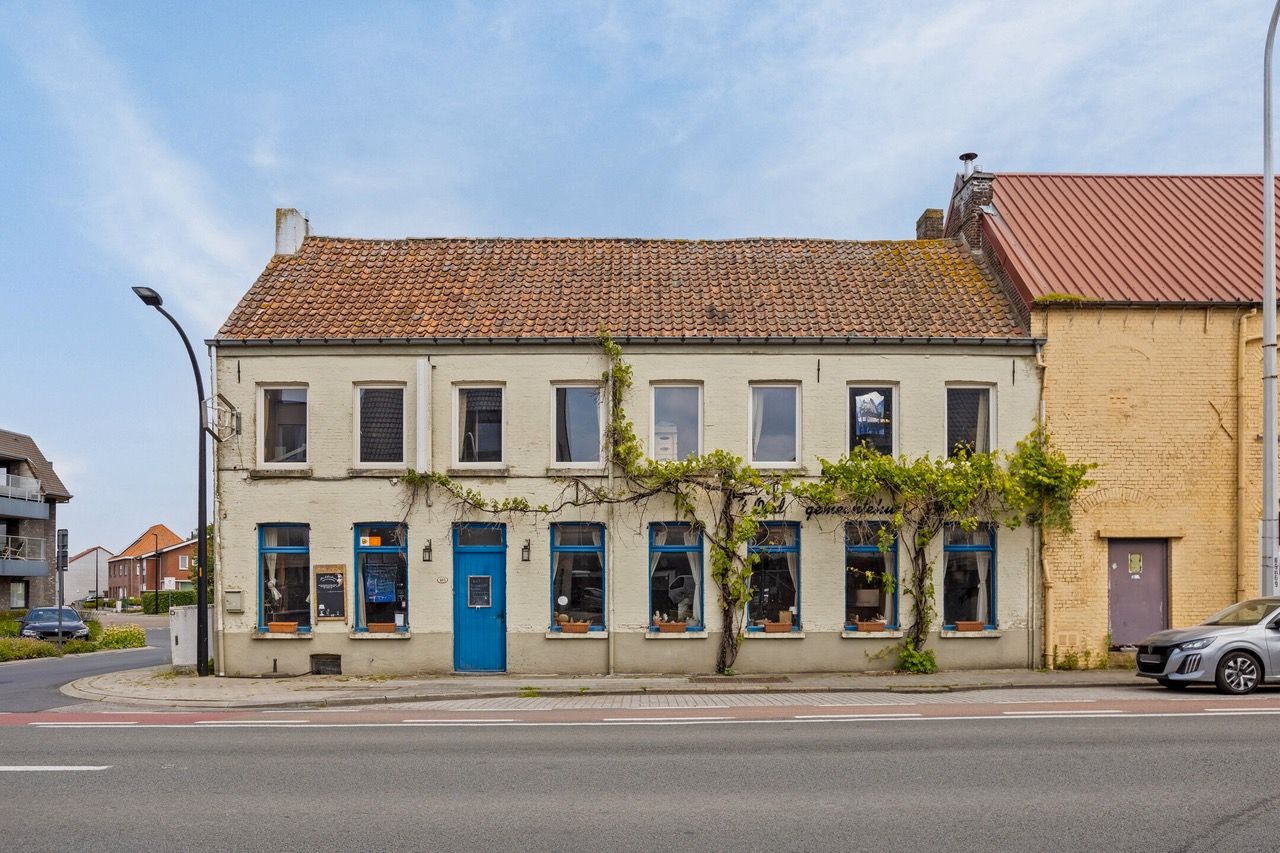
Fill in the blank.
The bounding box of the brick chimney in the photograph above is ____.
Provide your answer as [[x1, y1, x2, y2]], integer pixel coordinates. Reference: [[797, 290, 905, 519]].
[[915, 209, 944, 240], [943, 152, 993, 249], [275, 208, 310, 255]]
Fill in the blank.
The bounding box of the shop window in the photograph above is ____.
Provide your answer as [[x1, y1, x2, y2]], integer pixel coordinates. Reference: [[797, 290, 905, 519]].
[[651, 385, 701, 460], [649, 523, 702, 630], [262, 387, 307, 464], [943, 525, 996, 628], [259, 525, 311, 631], [750, 384, 800, 465], [355, 523, 409, 631], [747, 523, 799, 630], [550, 524, 605, 629], [845, 522, 897, 629], [553, 385, 603, 465], [850, 387, 893, 455], [357, 386, 405, 464], [457, 386, 503, 464], [947, 387, 991, 457]]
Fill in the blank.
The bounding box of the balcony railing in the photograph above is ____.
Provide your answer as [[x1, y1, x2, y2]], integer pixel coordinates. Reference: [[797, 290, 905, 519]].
[[0, 474, 41, 502], [0, 534, 45, 561]]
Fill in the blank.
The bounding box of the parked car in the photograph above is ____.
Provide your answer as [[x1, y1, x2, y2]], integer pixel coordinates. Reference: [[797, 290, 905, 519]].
[[19, 607, 90, 641], [1135, 598, 1280, 694]]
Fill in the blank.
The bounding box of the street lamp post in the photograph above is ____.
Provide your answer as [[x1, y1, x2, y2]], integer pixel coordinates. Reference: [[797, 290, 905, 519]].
[[132, 286, 210, 676], [153, 531, 161, 618], [1265, 1, 1280, 597]]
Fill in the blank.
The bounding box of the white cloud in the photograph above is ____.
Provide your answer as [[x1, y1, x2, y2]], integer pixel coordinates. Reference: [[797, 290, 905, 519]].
[[0, 1, 258, 333]]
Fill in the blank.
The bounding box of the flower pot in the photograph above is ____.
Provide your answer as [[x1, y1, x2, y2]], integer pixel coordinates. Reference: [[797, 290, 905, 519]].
[[267, 621, 298, 634], [657, 622, 687, 633], [367, 622, 398, 633], [559, 621, 590, 634], [763, 621, 793, 633], [953, 620, 985, 632], [855, 621, 887, 633]]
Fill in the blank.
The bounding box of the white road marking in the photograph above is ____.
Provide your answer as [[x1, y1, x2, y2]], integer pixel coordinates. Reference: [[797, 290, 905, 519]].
[[1002, 709, 1123, 716], [601, 716, 732, 722], [194, 719, 309, 724], [31, 721, 137, 727], [402, 718, 516, 723], [0, 765, 111, 771], [794, 713, 922, 719]]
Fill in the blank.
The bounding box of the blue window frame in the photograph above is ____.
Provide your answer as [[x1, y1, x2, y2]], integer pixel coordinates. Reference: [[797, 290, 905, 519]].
[[942, 524, 996, 630], [258, 524, 311, 633], [550, 523, 606, 630], [845, 522, 898, 630], [354, 523, 409, 632], [648, 523, 703, 632], [746, 522, 800, 631]]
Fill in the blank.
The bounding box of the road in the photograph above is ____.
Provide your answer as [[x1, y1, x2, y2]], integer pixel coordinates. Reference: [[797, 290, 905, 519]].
[[0, 627, 167, 712], [3, 687, 1280, 851]]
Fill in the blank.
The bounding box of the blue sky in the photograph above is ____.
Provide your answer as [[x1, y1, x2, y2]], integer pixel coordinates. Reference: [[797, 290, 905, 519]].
[[0, 0, 1268, 554]]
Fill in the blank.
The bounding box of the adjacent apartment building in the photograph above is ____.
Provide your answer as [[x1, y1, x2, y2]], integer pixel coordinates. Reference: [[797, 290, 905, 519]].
[[211, 210, 1042, 676], [943, 158, 1275, 663], [106, 524, 195, 600], [0, 430, 71, 609]]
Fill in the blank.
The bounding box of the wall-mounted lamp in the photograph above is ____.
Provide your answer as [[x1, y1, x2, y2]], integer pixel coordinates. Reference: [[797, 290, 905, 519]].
[[422, 540, 433, 562], [521, 539, 531, 562]]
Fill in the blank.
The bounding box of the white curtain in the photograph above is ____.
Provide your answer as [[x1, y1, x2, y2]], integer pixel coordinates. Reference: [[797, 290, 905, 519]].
[[785, 552, 798, 607], [975, 391, 990, 453], [751, 388, 765, 457], [976, 553, 991, 624]]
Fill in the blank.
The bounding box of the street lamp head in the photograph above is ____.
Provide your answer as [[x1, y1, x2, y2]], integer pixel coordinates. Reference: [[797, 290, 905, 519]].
[[132, 286, 163, 307]]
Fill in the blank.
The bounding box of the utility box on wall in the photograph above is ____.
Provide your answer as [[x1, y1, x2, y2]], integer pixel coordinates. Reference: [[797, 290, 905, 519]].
[[170, 605, 215, 669]]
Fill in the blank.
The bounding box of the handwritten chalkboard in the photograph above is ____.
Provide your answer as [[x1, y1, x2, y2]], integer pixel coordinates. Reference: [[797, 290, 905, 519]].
[[315, 566, 346, 620], [364, 556, 399, 604]]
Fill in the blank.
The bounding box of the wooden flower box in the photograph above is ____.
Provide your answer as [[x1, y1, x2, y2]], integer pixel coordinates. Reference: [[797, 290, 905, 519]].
[[266, 621, 298, 634], [367, 622, 399, 633], [559, 621, 590, 634], [657, 622, 687, 633], [855, 621, 887, 633], [763, 621, 793, 633], [953, 620, 985, 632]]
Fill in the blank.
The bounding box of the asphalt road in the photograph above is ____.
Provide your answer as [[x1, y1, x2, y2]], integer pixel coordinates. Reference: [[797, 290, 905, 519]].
[[0, 627, 167, 712], [3, 709, 1279, 852]]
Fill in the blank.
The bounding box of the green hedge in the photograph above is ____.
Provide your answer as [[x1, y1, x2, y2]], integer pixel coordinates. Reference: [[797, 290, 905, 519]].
[[99, 624, 147, 649], [140, 590, 197, 614], [0, 619, 18, 638], [0, 638, 63, 662]]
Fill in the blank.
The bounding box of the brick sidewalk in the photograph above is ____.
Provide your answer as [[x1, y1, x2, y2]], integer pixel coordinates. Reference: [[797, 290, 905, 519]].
[[61, 666, 1142, 710]]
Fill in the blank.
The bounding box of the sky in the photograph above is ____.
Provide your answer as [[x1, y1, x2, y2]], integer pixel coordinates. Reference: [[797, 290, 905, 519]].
[[0, 0, 1270, 554]]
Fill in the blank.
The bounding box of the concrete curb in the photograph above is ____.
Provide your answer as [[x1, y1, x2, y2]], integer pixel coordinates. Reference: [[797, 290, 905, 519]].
[[60, 667, 1143, 710]]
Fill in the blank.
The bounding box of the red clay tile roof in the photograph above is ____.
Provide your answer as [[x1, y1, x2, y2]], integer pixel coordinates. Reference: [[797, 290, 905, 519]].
[[115, 524, 183, 559], [216, 237, 1028, 341], [0, 429, 71, 500], [983, 174, 1280, 304]]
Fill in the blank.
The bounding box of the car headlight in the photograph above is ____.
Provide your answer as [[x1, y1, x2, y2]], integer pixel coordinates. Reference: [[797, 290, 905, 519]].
[[1178, 637, 1216, 650], [20, 629, 39, 637]]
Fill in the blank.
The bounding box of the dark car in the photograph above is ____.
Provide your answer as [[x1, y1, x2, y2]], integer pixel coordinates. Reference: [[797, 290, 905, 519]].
[[20, 607, 90, 640]]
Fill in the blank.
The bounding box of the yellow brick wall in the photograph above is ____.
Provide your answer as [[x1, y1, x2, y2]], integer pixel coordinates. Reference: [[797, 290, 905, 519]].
[[1038, 305, 1266, 663]]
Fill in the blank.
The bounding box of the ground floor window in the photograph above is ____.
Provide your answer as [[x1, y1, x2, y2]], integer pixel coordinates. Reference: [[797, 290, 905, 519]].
[[8, 580, 26, 609], [942, 525, 995, 628], [649, 523, 702, 630], [747, 523, 799, 630], [845, 522, 896, 629], [259, 524, 311, 631], [355, 523, 409, 631], [551, 523, 605, 629]]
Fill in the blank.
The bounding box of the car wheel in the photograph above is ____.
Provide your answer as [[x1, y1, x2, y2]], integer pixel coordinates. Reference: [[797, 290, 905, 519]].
[[1156, 678, 1189, 690], [1215, 651, 1262, 695]]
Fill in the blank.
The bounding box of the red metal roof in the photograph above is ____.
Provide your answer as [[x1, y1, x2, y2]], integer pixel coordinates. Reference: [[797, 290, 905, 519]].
[[983, 174, 1280, 304]]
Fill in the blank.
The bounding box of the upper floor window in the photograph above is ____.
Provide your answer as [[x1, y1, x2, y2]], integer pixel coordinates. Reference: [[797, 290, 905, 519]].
[[550, 524, 605, 630], [357, 385, 405, 465], [262, 387, 307, 464], [942, 525, 996, 630], [553, 385, 603, 465], [649, 523, 702, 631], [747, 523, 800, 630], [178, 555, 189, 570], [749, 384, 799, 466], [850, 387, 893, 455], [947, 387, 991, 457], [651, 385, 701, 461], [845, 522, 897, 630], [456, 386, 503, 465]]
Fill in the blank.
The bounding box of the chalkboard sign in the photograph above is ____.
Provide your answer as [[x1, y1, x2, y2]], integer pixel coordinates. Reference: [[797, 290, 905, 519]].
[[315, 566, 346, 620], [468, 575, 491, 608], [364, 556, 399, 604]]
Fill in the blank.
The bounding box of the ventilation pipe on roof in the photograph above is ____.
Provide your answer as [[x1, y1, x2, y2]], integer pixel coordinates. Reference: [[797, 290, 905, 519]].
[[960, 152, 978, 179], [275, 208, 310, 256]]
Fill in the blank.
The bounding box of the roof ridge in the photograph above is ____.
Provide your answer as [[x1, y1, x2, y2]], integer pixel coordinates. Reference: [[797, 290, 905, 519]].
[[303, 235, 959, 246], [996, 172, 1265, 179]]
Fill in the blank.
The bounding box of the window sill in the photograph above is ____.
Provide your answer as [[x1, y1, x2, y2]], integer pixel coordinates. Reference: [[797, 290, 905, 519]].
[[347, 467, 407, 478], [841, 630, 904, 639], [545, 630, 609, 639], [349, 631, 411, 639], [743, 630, 805, 639], [251, 631, 313, 640], [544, 467, 606, 477], [644, 630, 708, 640], [249, 468, 312, 479], [748, 464, 808, 474], [940, 629, 1002, 639], [446, 467, 509, 478]]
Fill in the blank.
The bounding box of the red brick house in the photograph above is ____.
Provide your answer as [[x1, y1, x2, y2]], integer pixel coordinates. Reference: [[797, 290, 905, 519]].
[[106, 524, 195, 600]]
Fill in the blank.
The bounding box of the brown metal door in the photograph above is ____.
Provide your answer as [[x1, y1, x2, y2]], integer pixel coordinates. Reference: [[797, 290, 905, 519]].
[[1108, 538, 1168, 646]]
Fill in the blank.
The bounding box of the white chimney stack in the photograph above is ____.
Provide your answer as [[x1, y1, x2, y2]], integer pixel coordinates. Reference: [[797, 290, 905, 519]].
[[959, 152, 979, 180], [274, 208, 310, 255]]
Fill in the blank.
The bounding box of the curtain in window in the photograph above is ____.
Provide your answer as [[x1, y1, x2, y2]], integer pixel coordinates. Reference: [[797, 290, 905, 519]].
[[784, 551, 797, 600], [975, 552, 991, 624], [751, 389, 765, 457], [974, 392, 990, 453]]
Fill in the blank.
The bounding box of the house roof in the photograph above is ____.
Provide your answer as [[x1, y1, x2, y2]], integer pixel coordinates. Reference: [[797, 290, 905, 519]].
[[68, 546, 114, 564], [215, 237, 1029, 342], [113, 524, 183, 559], [0, 429, 71, 501], [981, 173, 1280, 304]]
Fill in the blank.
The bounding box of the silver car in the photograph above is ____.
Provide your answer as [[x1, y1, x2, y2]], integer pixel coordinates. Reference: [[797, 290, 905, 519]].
[[1135, 598, 1280, 694]]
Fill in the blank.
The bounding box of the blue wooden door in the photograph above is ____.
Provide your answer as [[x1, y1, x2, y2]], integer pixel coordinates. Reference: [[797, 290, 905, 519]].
[[453, 525, 507, 672]]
